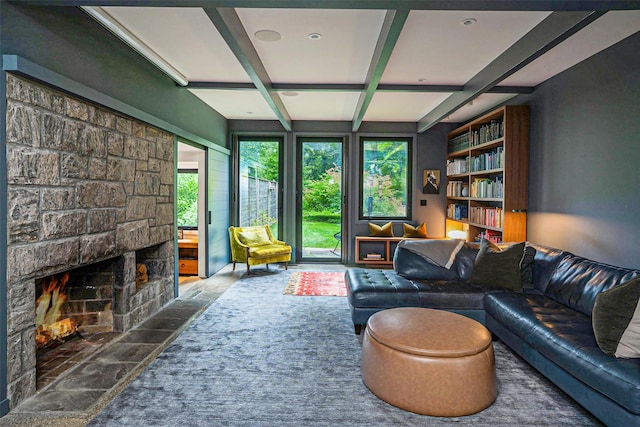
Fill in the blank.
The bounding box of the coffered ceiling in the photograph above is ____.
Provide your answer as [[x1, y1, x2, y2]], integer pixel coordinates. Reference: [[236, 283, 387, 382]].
[[24, 1, 640, 132]]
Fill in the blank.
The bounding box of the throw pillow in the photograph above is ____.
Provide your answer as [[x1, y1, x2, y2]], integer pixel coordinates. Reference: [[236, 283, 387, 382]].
[[369, 222, 394, 237], [402, 223, 428, 238], [592, 275, 640, 358], [237, 228, 271, 246], [469, 239, 525, 292], [520, 245, 536, 290]]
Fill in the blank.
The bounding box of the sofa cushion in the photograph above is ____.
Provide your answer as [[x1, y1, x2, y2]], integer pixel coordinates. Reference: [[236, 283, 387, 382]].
[[402, 222, 428, 238], [526, 243, 570, 293], [520, 245, 536, 290], [345, 269, 489, 310], [469, 239, 525, 292], [485, 292, 640, 415], [593, 276, 640, 358], [369, 221, 394, 237], [544, 255, 640, 316], [238, 228, 271, 246], [393, 244, 478, 281], [249, 244, 291, 257]]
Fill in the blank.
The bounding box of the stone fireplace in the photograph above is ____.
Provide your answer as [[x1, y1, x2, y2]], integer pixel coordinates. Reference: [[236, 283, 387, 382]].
[[5, 74, 176, 409]]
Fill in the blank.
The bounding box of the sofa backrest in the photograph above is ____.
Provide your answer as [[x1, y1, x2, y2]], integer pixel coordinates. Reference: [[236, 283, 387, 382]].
[[544, 254, 640, 316]]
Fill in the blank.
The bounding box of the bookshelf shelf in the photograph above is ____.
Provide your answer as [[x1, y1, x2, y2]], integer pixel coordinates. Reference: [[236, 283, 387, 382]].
[[445, 105, 529, 243], [470, 168, 503, 176], [468, 222, 502, 232], [470, 137, 504, 151]]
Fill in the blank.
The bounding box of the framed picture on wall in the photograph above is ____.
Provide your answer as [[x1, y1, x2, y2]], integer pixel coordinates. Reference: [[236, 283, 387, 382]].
[[423, 169, 440, 194]]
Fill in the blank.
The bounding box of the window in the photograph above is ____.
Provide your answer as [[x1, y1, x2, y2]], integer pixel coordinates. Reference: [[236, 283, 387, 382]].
[[360, 137, 412, 219], [237, 137, 281, 233], [177, 169, 198, 229]]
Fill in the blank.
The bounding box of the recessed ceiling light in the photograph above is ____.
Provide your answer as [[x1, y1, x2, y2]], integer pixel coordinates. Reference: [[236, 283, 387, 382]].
[[461, 18, 477, 26], [282, 91, 299, 97], [254, 30, 281, 42], [308, 33, 322, 40]]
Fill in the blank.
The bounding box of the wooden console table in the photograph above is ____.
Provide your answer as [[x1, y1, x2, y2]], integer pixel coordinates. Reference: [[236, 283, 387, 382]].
[[178, 230, 199, 275], [355, 236, 405, 267]]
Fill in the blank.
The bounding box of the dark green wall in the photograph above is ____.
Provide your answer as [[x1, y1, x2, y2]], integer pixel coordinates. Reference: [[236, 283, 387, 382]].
[[416, 123, 457, 238], [514, 31, 640, 268], [1, 3, 227, 147]]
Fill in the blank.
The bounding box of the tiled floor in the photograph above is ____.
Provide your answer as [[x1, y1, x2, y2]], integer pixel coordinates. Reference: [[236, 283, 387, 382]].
[[36, 332, 121, 391], [0, 264, 244, 427], [0, 262, 346, 427]]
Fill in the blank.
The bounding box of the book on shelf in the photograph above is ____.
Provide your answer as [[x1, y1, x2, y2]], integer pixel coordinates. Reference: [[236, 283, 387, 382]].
[[446, 157, 469, 175], [470, 147, 504, 172], [365, 253, 382, 260], [470, 177, 503, 198], [469, 206, 503, 228], [447, 132, 470, 153], [447, 203, 468, 220], [471, 120, 504, 146], [475, 229, 502, 244], [447, 180, 467, 197]]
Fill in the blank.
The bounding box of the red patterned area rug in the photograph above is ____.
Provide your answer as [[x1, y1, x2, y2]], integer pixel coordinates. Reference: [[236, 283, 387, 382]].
[[283, 272, 347, 297]]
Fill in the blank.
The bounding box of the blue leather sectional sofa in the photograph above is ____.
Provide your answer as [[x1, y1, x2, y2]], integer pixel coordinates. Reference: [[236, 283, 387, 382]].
[[345, 242, 640, 426]]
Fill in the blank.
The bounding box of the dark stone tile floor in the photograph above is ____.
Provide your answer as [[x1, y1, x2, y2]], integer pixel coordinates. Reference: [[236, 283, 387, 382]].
[[0, 298, 212, 427]]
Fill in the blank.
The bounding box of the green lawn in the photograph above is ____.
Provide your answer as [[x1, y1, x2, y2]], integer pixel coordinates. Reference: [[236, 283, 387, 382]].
[[302, 221, 341, 248]]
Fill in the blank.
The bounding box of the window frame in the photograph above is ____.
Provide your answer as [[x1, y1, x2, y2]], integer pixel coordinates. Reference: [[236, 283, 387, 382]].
[[358, 136, 412, 220], [234, 135, 284, 234]]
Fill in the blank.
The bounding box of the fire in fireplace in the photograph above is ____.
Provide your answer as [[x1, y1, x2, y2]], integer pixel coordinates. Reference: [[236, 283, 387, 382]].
[[34, 257, 117, 354], [35, 272, 79, 349]]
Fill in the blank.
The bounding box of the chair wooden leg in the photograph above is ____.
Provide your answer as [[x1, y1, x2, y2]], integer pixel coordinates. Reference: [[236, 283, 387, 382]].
[[232, 262, 236, 271], [266, 264, 269, 270], [246, 263, 250, 274], [285, 262, 288, 270]]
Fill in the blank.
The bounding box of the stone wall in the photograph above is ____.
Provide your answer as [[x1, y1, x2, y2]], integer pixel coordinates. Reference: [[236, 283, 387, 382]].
[[4, 74, 176, 408]]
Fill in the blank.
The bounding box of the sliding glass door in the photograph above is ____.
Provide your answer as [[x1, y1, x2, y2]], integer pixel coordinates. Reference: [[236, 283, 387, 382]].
[[297, 137, 344, 261]]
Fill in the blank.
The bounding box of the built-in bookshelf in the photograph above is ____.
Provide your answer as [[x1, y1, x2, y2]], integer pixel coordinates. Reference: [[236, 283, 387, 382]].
[[445, 105, 529, 243]]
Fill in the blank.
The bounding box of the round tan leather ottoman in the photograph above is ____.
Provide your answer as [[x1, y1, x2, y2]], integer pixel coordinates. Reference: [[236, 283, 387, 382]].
[[361, 307, 496, 417]]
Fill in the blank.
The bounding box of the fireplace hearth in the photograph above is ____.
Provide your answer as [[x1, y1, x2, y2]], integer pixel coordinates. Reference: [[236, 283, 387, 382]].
[[31, 242, 173, 390]]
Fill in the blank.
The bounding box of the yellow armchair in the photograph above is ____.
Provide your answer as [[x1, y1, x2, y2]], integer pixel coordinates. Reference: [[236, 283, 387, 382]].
[[228, 225, 292, 274]]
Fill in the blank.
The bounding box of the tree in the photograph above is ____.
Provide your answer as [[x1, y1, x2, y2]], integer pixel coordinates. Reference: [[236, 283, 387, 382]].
[[177, 172, 198, 226], [361, 140, 408, 217], [303, 166, 342, 216], [239, 140, 279, 181]]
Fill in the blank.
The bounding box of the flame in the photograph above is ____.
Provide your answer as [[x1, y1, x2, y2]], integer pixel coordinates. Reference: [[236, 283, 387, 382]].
[[35, 272, 78, 348]]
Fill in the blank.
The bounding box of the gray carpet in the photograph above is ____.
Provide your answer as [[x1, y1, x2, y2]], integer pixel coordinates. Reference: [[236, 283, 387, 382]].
[[88, 270, 600, 426]]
